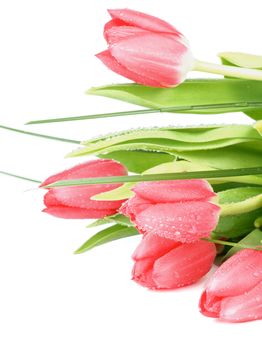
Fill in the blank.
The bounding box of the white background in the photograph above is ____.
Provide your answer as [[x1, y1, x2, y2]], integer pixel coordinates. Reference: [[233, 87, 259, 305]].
[[0, 1, 260, 349]]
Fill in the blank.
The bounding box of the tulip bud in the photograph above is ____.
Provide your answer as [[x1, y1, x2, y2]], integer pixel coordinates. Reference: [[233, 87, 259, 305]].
[[120, 179, 220, 243], [96, 8, 194, 88], [40, 159, 127, 219], [199, 249, 262, 322], [97, 9, 262, 87], [132, 233, 216, 289]]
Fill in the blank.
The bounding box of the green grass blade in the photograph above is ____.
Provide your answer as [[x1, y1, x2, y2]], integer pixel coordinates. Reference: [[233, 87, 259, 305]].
[[44, 167, 262, 188], [25, 101, 262, 124], [0, 171, 41, 183], [0, 124, 80, 144]]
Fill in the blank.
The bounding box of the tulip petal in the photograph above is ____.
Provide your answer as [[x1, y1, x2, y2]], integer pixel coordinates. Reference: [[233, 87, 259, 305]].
[[220, 281, 262, 322], [108, 9, 180, 35], [199, 291, 222, 318], [206, 249, 262, 298], [132, 233, 180, 260], [109, 32, 193, 87], [133, 179, 215, 203], [152, 241, 216, 289], [41, 159, 127, 187], [104, 23, 147, 44], [43, 206, 116, 219], [96, 50, 161, 87], [104, 19, 127, 41], [132, 258, 155, 289], [119, 195, 152, 222], [135, 201, 220, 242], [44, 186, 125, 210]]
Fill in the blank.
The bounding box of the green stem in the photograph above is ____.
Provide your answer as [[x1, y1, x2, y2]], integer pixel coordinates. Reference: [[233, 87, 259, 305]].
[[194, 60, 262, 80], [0, 171, 41, 184], [44, 167, 262, 188]]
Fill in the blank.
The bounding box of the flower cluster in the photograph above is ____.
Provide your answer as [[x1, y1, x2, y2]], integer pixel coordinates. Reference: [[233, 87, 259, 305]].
[[41, 159, 262, 323]]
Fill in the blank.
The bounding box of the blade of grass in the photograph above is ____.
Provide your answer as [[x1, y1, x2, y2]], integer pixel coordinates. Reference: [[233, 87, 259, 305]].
[[44, 167, 262, 188], [0, 124, 80, 144], [25, 101, 262, 124], [0, 171, 41, 183]]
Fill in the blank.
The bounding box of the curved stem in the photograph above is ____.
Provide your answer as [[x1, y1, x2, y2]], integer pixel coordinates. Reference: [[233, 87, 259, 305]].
[[194, 60, 262, 80]]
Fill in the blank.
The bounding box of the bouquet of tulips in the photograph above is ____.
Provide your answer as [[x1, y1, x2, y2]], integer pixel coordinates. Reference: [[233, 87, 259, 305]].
[[2, 8, 262, 323]]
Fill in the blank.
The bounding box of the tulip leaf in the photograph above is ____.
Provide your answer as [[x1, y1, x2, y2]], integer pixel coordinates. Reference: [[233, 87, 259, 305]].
[[214, 187, 262, 238], [219, 52, 262, 69], [74, 224, 138, 254], [222, 229, 262, 261], [100, 150, 175, 173], [68, 125, 262, 171], [87, 79, 262, 120], [219, 52, 262, 120], [86, 214, 133, 228]]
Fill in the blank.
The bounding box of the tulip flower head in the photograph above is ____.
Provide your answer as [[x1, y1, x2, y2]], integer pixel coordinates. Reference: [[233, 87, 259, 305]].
[[120, 179, 220, 243], [199, 249, 262, 322], [96, 9, 262, 87], [96, 8, 194, 87], [40, 159, 127, 219], [132, 233, 216, 290]]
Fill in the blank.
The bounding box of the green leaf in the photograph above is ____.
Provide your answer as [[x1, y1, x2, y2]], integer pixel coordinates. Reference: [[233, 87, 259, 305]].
[[222, 229, 262, 261], [100, 150, 175, 173], [88, 79, 262, 117], [219, 53, 262, 120], [219, 52, 262, 69], [214, 187, 262, 238], [26, 79, 262, 124], [67, 125, 262, 173], [74, 224, 138, 254], [44, 167, 262, 188], [86, 214, 133, 228]]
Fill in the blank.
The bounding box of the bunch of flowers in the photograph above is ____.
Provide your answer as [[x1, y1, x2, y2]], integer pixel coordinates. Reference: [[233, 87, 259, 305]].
[[2, 8, 262, 323]]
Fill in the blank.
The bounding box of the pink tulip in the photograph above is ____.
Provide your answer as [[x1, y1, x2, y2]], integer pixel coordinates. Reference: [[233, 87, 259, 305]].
[[132, 233, 216, 290], [199, 249, 262, 322], [120, 179, 220, 243], [40, 159, 127, 219], [96, 8, 194, 87]]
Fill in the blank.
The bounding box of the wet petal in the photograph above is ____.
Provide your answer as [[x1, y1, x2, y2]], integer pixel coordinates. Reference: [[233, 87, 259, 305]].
[[133, 179, 216, 203], [45, 186, 125, 210], [105, 23, 147, 44], [135, 201, 220, 242], [108, 8, 180, 34], [109, 32, 192, 87], [41, 159, 127, 187], [43, 206, 116, 219], [132, 258, 155, 289], [206, 249, 262, 298], [220, 281, 262, 322], [152, 241, 216, 289], [132, 233, 180, 260], [96, 50, 162, 87]]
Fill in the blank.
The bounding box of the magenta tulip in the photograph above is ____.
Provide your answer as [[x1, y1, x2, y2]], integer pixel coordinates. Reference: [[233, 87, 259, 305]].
[[96, 8, 194, 87], [40, 159, 127, 219], [120, 179, 220, 243], [132, 233, 216, 290], [199, 249, 262, 322]]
